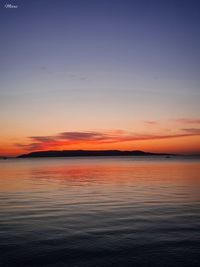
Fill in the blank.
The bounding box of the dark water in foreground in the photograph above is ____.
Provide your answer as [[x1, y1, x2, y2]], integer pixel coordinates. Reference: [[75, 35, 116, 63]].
[[0, 157, 200, 267]]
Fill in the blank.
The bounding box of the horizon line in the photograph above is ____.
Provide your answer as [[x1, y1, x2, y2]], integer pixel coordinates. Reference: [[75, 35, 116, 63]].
[[1, 148, 200, 159]]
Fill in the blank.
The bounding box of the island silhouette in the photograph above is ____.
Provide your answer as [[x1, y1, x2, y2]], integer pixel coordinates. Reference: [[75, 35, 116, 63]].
[[18, 150, 173, 158]]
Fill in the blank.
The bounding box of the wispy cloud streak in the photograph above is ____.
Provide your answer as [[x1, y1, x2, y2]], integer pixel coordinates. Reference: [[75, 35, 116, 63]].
[[144, 121, 158, 125], [15, 129, 200, 152], [175, 118, 200, 124], [181, 128, 200, 134]]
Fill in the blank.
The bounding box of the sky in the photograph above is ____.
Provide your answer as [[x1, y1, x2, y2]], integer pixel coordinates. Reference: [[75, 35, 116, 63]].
[[0, 0, 200, 156]]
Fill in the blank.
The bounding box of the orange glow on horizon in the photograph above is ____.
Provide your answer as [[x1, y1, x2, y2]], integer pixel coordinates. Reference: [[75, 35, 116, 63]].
[[1, 134, 200, 157]]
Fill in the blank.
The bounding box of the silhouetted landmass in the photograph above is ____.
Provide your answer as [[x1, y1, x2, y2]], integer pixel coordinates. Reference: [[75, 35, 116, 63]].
[[18, 150, 173, 158], [0, 156, 9, 160]]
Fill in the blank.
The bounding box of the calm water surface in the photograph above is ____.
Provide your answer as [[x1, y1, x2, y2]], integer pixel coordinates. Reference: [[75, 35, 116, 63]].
[[0, 157, 200, 267]]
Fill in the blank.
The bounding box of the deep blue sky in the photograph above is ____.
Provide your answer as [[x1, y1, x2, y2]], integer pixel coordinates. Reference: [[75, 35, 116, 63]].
[[1, 0, 200, 80]]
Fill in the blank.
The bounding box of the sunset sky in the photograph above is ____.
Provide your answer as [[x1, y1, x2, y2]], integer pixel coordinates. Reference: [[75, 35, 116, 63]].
[[0, 0, 200, 156]]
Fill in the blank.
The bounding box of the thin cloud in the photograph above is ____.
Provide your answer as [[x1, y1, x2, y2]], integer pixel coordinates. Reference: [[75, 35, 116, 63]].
[[58, 131, 107, 141], [175, 118, 200, 124], [30, 136, 56, 142], [144, 121, 158, 125], [15, 129, 200, 152], [181, 128, 200, 134]]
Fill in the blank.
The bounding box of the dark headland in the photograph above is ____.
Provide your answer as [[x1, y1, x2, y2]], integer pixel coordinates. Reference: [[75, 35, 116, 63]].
[[18, 150, 173, 158]]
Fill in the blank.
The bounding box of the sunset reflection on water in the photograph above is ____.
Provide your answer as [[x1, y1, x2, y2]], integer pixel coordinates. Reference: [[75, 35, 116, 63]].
[[0, 157, 200, 267]]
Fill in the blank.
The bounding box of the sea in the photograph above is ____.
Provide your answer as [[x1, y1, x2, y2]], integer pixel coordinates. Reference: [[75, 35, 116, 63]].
[[0, 156, 200, 267]]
